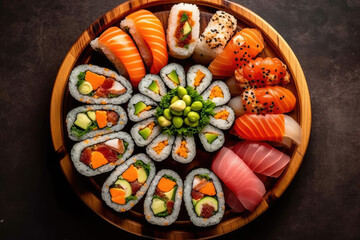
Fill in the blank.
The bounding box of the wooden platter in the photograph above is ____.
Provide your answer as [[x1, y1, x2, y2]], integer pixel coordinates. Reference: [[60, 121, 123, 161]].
[[50, 0, 311, 239]]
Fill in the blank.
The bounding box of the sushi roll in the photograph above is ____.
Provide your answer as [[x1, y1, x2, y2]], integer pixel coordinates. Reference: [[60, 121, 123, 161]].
[[166, 3, 200, 59], [193, 11, 237, 65], [198, 125, 225, 152], [160, 63, 186, 89], [130, 117, 161, 147], [171, 135, 196, 164], [184, 168, 225, 227], [70, 131, 134, 177], [144, 170, 183, 226], [209, 105, 235, 130], [146, 133, 175, 162], [186, 65, 212, 94], [66, 105, 128, 141], [102, 153, 156, 212], [138, 74, 167, 102], [201, 81, 231, 106], [127, 94, 158, 122], [68, 64, 132, 105], [90, 27, 146, 88], [120, 10, 168, 74]]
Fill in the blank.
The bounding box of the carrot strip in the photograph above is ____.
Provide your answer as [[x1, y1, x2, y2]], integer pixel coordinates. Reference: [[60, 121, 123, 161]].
[[111, 196, 125, 205], [85, 71, 105, 90], [91, 151, 108, 169], [122, 165, 138, 182], [158, 177, 176, 192], [199, 182, 216, 196], [110, 188, 126, 198], [95, 110, 108, 128]]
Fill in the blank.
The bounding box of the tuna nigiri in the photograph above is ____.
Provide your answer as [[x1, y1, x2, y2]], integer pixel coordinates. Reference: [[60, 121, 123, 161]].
[[208, 28, 265, 78], [232, 141, 290, 178], [232, 114, 302, 148], [91, 27, 146, 88], [228, 86, 296, 116], [120, 10, 168, 74], [211, 147, 266, 211], [223, 186, 246, 213]]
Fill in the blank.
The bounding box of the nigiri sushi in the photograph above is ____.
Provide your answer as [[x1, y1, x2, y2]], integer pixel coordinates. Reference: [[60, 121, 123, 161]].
[[208, 28, 265, 78], [120, 10, 168, 74], [232, 114, 302, 147], [223, 186, 246, 213], [228, 86, 296, 116], [211, 147, 266, 211], [91, 27, 146, 88], [231, 141, 290, 178]]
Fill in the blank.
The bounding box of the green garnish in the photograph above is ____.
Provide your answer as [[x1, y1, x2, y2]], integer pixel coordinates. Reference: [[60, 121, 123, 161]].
[[134, 160, 150, 176], [76, 72, 86, 87], [184, 44, 189, 49], [163, 174, 177, 182], [180, 32, 190, 42], [125, 195, 137, 203], [180, 12, 188, 22], [70, 120, 98, 137], [107, 93, 118, 98], [117, 141, 129, 159], [197, 174, 210, 181]]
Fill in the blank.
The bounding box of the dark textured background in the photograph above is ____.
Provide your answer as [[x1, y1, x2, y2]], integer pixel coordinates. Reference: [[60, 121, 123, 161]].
[[0, 0, 359, 239]]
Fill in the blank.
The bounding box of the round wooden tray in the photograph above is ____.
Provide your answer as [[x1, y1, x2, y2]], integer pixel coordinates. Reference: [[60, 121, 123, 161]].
[[50, 0, 311, 239]]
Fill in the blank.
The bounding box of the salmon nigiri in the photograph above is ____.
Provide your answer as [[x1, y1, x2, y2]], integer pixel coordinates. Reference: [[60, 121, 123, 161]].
[[208, 28, 265, 78], [120, 10, 168, 74], [228, 86, 296, 116], [91, 27, 146, 88], [211, 147, 266, 211], [232, 114, 301, 147]]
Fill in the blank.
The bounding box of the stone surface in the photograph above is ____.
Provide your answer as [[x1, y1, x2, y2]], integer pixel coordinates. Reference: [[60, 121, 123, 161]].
[[0, 0, 359, 239]]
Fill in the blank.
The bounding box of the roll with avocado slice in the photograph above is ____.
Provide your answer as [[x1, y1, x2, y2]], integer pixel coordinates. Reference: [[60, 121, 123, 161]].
[[138, 74, 168, 102], [127, 94, 158, 122], [160, 63, 186, 89], [130, 117, 161, 147]]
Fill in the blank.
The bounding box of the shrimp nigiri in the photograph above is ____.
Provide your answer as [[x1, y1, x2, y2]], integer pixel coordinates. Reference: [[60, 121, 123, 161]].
[[231, 114, 302, 147], [91, 27, 146, 88], [208, 28, 265, 78], [120, 10, 168, 74], [228, 86, 296, 116]]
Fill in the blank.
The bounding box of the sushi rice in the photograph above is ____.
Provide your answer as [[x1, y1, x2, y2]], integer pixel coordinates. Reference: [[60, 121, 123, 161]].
[[186, 65, 212, 94], [70, 131, 134, 177], [201, 80, 231, 106], [209, 105, 235, 130], [138, 74, 167, 102], [101, 153, 156, 212], [198, 125, 225, 152], [160, 63, 186, 89], [127, 93, 158, 122], [171, 135, 196, 164], [146, 133, 175, 162], [130, 117, 161, 147]]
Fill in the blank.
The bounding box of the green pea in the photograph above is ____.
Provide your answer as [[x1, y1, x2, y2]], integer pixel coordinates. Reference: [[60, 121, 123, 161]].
[[177, 86, 188, 99], [183, 106, 191, 116], [182, 95, 191, 106], [171, 96, 180, 104], [184, 118, 199, 127], [172, 116, 184, 128], [163, 109, 172, 120], [187, 111, 200, 122], [158, 116, 171, 127], [191, 101, 203, 111], [170, 108, 183, 116]]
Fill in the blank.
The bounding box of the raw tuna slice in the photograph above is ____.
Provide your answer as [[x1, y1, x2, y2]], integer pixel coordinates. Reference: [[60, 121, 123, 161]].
[[223, 186, 246, 213], [232, 141, 290, 178], [211, 147, 265, 211]]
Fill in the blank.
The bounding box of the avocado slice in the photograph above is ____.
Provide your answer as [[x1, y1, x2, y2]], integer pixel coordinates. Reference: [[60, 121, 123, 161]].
[[137, 167, 148, 183], [148, 81, 159, 94], [194, 196, 218, 217], [87, 111, 96, 121], [205, 133, 219, 144], [163, 185, 177, 201], [114, 179, 132, 198], [139, 127, 152, 140], [151, 198, 167, 215], [167, 70, 179, 85], [134, 101, 147, 115], [74, 113, 91, 130], [192, 198, 199, 206], [183, 21, 192, 35]]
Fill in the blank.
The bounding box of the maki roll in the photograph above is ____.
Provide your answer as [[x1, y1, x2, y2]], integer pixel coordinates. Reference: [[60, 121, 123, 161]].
[[186, 65, 212, 94], [66, 105, 127, 141], [160, 63, 186, 89], [202, 81, 231, 106], [146, 133, 175, 162], [166, 3, 200, 59], [138, 74, 167, 102], [127, 94, 158, 122], [171, 135, 196, 164], [70, 132, 134, 176], [209, 105, 235, 130], [144, 170, 183, 226], [69, 64, 132, 104], [184, 168, 225, 227], [193, 11, 237, 65], [130, 117, 161, 147], [102, 153, 156, 212], [198, 125, 225, 152]]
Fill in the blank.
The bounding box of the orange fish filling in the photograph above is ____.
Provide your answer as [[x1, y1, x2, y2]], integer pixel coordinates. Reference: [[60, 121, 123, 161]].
[[137, 106, 152, 116], [140, 122, 155, 131], [209, 86, 224, 99], [194, 70, 206, 87], [214, 110, 229, 120], [95, 110, 108, 128], [176, 140, 188, 158], [153, 140, 168, 154], [85, 71, 105, 90]]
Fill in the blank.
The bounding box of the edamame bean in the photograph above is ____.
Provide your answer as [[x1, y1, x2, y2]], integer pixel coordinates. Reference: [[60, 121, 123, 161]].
[[170, 108, 183, 116], [172, 117, 183, 128], [183, 106, 191, 116], [163, 109, 172, 120], [171, 96, 180, 104], [170, 100, 186, 111], [182, 95, 191, 106], [177, 86, 188, 99], [187, 111, 200, 122], [184, 118, 199, 127], [158, 116, 171, 127], [191, 101, 203, 111]]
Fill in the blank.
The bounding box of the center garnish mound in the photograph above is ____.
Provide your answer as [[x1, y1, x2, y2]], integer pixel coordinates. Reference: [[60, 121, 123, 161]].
[[156, 86, 216, 136]]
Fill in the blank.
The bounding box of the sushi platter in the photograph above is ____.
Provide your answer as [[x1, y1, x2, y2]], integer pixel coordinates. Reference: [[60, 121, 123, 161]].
[[50, 0, 311, 239]]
